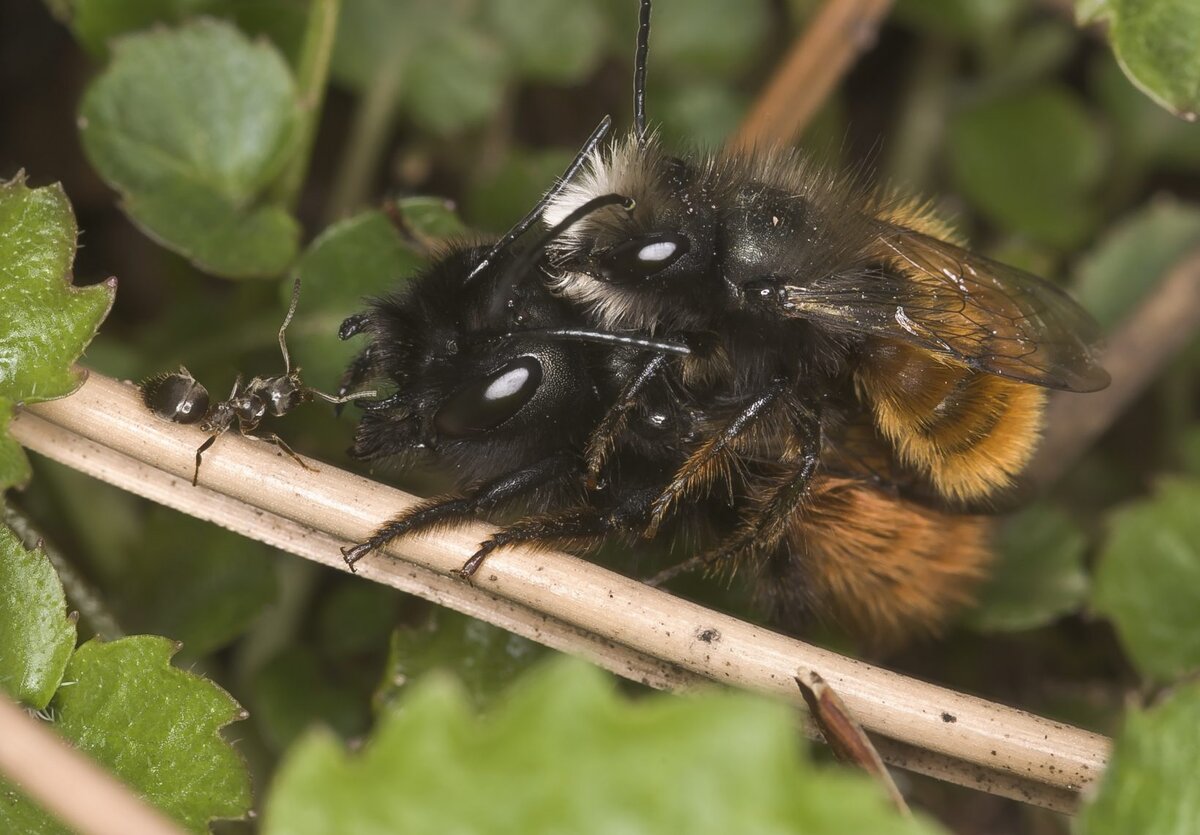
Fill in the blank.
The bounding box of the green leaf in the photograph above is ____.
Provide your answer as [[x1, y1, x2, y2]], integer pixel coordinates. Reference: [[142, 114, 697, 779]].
[[894, 0, 1026, 41], [288, 210, 424, 385], [969, 506, 1089, 632], [1078, 682, 1200, 834], [1080, 0, 1200, 122], [265, 657, 944, 835], [949, 85, 1107, 248], [0, 636, 251, 833], [0, 526, 77, 709], [1092, 54, 1200, 171], [372, 610, 546, 713], [119, 508, 278, 656], [390, 196, 467, 245], [1072, 199, 1200, 329], [485, 0, 609, 84], [645, 0, 770, 79], [1092, 479, 1200, 681], [0, 174, 115, 492], [79, 19, 302, 278], [466, 149, 574, 232]]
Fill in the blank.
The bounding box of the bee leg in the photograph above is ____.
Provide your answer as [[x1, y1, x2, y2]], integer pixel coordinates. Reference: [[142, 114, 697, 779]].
[[341, 452, 578, 571], [337, 342, 377, 408], [648, 422, 821, 587], [643, 378, 789, 537], [584, 353, 669, 487]]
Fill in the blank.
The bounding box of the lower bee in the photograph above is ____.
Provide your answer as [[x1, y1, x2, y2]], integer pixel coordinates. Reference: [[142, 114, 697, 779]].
[[140, 278, 369, 485], [338, 0, 1108, 643]]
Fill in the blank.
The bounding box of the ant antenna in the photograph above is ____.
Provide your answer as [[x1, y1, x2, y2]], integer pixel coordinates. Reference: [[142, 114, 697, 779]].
[[278, 276, 302, 374], [634, 0, 652, 146], [466, 115, 613, 285], [487, 192, 634, 319]]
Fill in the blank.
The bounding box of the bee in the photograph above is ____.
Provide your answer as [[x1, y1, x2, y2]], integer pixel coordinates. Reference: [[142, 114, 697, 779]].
[[339, 0, 1108, 642], [141, 278, 368, 485]]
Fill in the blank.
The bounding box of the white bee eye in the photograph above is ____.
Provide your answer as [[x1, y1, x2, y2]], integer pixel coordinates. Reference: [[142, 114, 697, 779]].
[[637, 241, 677, 262]]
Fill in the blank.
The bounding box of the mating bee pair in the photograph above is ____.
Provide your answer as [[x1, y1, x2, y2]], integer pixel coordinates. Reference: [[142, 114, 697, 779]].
[[330, 0, 1108, 643]]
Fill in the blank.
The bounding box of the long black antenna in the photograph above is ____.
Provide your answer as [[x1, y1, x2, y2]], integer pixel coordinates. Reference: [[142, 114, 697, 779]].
[[487, 192, 634, 320], [465, 115, 613, 285], [634, 0, 652, 146]]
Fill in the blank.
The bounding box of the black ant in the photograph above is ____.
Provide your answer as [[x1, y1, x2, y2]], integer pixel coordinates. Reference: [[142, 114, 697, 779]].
[[140, 278, 372, 485]]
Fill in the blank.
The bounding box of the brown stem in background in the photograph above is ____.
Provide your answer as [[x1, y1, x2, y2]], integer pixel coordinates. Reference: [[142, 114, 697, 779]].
[[728, 0, 895, 152], [1026, 247, 1200, 487]]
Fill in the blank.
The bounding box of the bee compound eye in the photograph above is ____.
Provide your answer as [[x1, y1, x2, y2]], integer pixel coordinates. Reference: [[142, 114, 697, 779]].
[[433, 355, 544, 438], [600, 232, 691, 280]]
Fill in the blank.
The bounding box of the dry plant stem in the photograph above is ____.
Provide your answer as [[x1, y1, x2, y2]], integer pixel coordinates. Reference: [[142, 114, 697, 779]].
[[16, 408, 1082, 813], [728, 0, 895, 151], [12, 373, 1110, 812], [0, 694, 186, 835], [1028, 247, 1200, 486]]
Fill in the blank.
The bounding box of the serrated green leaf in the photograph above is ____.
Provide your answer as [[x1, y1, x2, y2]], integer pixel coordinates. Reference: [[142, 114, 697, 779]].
[[119, 508, 277, 656], [0, 636, 251, 833], [1081, 0, 1200, 121], [79, 19, 301, 278], [1078, 682, 1200, 835], [287, 210, 424, 385], [949, 85, 1107, 248], [1071, 199, 1200, 329], [265, 658, 944, 835], [372, 610, 546, 713], [0, 174, 115, 491], [1092, 479, 1200, 681], [485, 0, 608, 83], [968, 506, 1089, 632], [0, 526, 77, 709]]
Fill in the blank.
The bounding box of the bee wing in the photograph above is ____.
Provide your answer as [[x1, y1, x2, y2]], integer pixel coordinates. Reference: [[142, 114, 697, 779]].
[[780, 223, 1110, 392]]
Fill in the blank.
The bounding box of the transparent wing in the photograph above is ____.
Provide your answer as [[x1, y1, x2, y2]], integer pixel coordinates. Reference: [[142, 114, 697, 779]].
[[779, 222, 1109, 392]]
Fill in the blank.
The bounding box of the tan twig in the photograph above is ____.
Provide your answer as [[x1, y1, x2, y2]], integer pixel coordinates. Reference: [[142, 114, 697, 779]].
[[728, 0, 895, 152], [1027, 247, 1200, 486], [11, 372, 1110, 813], [0, 694, 186, 835]]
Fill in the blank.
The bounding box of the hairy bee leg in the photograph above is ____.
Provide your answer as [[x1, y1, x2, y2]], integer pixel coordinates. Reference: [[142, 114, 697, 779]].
[[643, 377, 789, 537], [584, 353, 669, 486], [337, 343, 377, 405], [341, 452, 578, 571], [459, 509, 613, 580]]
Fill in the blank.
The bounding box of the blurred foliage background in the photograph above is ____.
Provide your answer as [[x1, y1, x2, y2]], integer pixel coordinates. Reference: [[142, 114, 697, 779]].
[[2, 0, 1200, 832]]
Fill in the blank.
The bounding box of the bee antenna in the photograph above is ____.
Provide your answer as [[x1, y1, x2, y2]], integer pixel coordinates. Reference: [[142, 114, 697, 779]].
[[634, 0, 652, 146], [278, 276, 302, 374], [466, 115, 613, 285], [487, 193, 634, 320]]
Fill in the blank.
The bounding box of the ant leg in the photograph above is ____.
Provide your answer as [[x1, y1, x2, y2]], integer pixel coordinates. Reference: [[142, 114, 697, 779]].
[[341, 451, 578, 571], [192, 435, 218, 486], [251, 432, 315, 472], [583, 353, 668, 487], [642, 378, 790, 537]]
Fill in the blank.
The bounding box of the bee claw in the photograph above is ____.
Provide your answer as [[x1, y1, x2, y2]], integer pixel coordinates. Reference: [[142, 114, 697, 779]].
[[341, 543, 372, 572]]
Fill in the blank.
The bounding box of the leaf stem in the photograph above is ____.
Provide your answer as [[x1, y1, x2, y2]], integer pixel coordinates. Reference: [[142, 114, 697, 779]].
[[271, 0, 342, 209], [326, 49, 407, 224]]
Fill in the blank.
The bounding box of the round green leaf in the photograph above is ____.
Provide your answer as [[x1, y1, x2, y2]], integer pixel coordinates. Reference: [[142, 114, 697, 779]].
[[0, 174, 115, 491], [1080, 0, 1200, 122], [0, 525, 77, 709], [264, 658, 944, 835], [1079, 682, 1200, 834], [79, 19, 302, 278], [485, 0, 609, 83], [1092, 479, 1200, 681], [0, 636, 251, 833], [949, 85, 1107, 248], [968, 505, 1089, 632]]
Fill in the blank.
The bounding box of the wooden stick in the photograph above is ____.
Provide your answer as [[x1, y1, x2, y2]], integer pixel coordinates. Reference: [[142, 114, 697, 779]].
[[12, 372, 1111, 812], [729, 0, 895, 151], [1027, 247, 1200, 486], [0, 694, 187, 835]]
